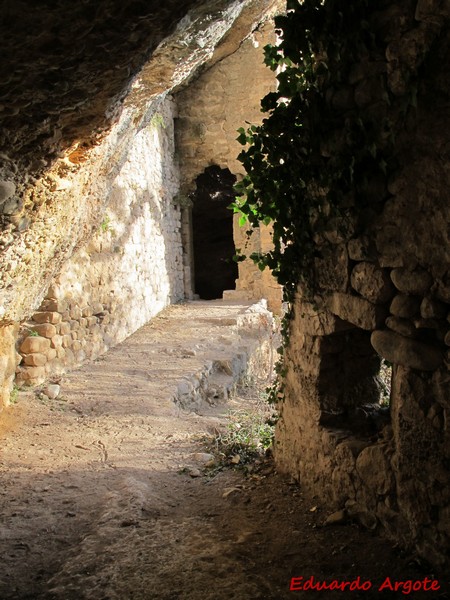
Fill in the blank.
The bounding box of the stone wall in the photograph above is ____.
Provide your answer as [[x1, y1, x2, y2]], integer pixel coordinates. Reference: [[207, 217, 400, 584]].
[[175, 17, 283, 312], [15, 98, 184, 387], [274, 0, 450, 567]]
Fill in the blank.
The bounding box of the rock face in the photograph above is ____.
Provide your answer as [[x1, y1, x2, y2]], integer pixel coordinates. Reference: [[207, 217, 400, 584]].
[[274, 0, 450, 569]]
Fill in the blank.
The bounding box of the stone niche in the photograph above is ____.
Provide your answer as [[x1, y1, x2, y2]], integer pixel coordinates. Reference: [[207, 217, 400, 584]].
[[0, 0, 284, 401], [275, 0, 450, 567]]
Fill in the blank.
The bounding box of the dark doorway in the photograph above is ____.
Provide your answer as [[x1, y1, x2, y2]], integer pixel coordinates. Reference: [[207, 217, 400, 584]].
[[192, 166, 238, 300]]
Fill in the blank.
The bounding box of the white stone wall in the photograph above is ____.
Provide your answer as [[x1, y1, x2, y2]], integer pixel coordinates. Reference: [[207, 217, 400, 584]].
[[16, 98, 184, 385]]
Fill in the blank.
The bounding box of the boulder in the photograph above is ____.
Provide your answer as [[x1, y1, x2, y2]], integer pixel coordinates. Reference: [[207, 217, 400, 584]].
[[390, 267, 432, 295], [371, 330, 442, 371]]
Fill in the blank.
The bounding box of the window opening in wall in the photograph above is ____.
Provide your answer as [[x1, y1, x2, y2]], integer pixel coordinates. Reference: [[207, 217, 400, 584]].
[[378, 358, 392, 408], [318, 328, 391, 437], [192, 165, 238, 300]]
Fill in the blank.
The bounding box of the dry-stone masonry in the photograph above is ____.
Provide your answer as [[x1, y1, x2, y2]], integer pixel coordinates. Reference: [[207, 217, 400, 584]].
[[275, 0, 450, 568], [15, 97, 184, 386]]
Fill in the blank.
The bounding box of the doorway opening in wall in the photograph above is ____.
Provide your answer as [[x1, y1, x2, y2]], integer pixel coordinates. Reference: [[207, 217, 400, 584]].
[[192, 165, 238, 300]]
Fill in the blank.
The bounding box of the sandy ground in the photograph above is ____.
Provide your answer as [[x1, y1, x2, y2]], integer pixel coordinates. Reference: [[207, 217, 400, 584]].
[[0, 301, 448, 600]]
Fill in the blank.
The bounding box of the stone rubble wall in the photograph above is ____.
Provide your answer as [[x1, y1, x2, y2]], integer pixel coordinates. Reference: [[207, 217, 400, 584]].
[[275, 0, 450, 567], [175, 18, 283, 312], [15, 98, 184, 387]]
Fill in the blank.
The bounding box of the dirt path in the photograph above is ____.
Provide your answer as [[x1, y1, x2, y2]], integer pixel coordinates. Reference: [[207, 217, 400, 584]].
[[0, 301, 447, 600]]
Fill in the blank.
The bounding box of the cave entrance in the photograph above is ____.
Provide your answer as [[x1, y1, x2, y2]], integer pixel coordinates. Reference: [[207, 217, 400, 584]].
[[192, 166, 238, 300]]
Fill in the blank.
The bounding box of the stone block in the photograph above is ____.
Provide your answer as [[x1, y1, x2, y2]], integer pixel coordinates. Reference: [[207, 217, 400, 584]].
[[371, 330, 443, 371], [62, 334, 73, 348], [20, 336, 51, 354], [413, 318, 445, 333], [222, 290, 249, 301], [50, 335, 63, 349], [356, 444, 394, 496], [81, 306, 93, 317], [64, 348, 75, 364], [56, 347, 66, 359], [70, 320, 80, 331], [70, 305, 82, 320], [350, 262, 394, 304], [92, 302, 104, 315], [421, 297, 447, 319], [327, 293, 386, 330], [445, 331, 450, 347], [0, 323, 20, 407], [347, 236, 376, 261], [47, 348, 57, 361], [294, 300, 352, 336], [59, 322, 71, 335], [390, 267, 432, 295], [75, 350, 86, 363], [43, 384, 60, 399], [385, 316, 416, 338], [31, 323, 57, 339], [315, 244, 349, 292], [24, 353, 47, 367], [40, 298, 68, 313], [390, 294, 421, 318], [416, 0, 449, 22], [32, 311, 62, 324], [435, 275, 450, 303], [0, 180, 16, 204], [19, 366, 46, 383]]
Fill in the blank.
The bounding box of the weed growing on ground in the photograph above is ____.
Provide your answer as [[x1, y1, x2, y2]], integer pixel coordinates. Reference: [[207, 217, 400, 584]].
[[9, 385, 20, 404], [204, 383, 277, 472]]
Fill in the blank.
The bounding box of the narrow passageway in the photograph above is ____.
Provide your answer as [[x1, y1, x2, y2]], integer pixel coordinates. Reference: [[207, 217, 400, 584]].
[[0, 302, 445, 600]]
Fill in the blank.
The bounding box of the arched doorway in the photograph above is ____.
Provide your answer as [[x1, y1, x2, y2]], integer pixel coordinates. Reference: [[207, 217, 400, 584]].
[[192, 166, 238, 300]]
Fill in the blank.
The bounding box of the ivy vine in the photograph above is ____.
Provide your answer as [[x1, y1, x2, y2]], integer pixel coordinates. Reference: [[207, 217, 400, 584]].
[[231, 0, 414, 301], [231, 0, 423, 403]]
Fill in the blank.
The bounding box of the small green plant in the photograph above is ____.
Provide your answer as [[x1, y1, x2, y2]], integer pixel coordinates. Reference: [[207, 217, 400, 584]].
[[9, 384, 19, 404], [172, 193, 193, 209], [100, 214, 111, 233], [28, 329, 39, 337], [149, 112, 166, 130], [204, 385, 277, 470]]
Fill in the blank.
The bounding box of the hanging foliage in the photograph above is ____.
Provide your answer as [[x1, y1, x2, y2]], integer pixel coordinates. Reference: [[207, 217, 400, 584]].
[[231, 0, 405, 302]]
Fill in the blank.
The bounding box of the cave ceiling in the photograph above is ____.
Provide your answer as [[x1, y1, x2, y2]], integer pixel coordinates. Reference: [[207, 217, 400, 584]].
[[0, 0, 281, 182]]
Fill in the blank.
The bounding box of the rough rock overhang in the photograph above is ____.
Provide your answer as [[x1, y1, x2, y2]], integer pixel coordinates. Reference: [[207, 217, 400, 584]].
[[0, 0, 281, 184]]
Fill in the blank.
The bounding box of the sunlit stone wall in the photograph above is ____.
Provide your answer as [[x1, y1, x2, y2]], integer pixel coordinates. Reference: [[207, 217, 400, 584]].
[[16, 98, 184, 386]]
